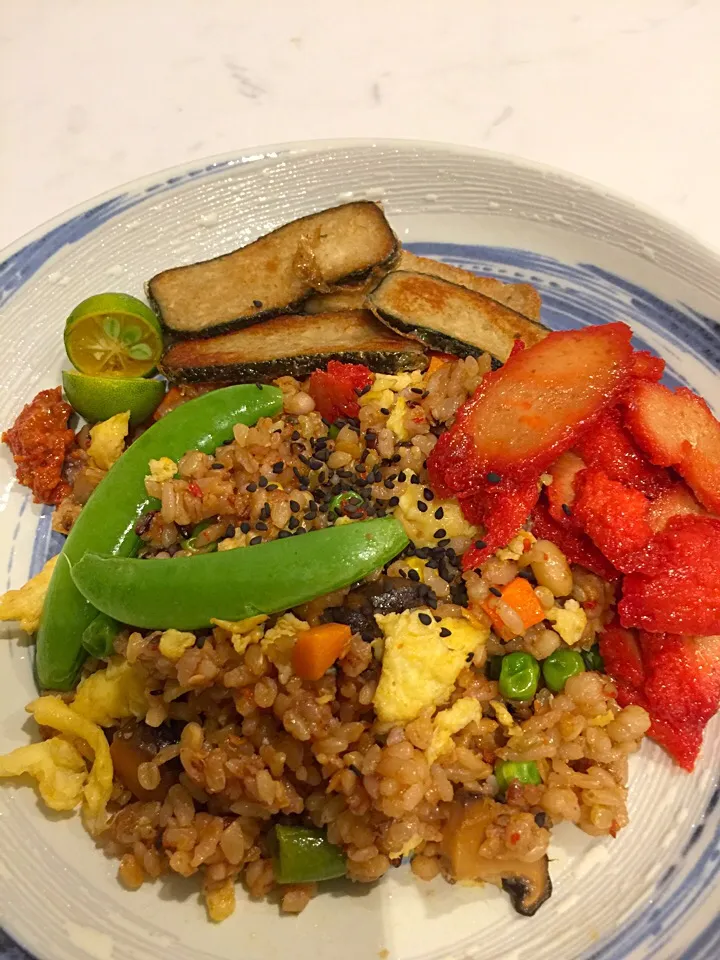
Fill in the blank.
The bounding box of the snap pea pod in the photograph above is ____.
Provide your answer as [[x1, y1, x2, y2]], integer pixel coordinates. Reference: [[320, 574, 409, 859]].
[[271, 825, 346, 884], [70, 517, 408, 630], [36, 384, 282, 691], [81, 612, 121, 659]]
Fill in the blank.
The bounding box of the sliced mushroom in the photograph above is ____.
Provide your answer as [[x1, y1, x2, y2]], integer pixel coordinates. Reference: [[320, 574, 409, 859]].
[[323, 576, 435, 640], [441, 797, 552, 916]]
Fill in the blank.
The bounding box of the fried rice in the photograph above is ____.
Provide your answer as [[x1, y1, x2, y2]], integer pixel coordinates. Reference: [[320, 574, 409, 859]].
[[19, 354, 648, 921]]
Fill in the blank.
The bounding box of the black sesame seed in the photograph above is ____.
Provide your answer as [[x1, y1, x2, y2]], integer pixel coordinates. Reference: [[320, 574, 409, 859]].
[[249, 536, 262, 546], [261, 503, 271, 519], [380, 407, 390, 416], [349, 763, 363, 777], [277, 530, 292, 539], [384, 478, 395, 490], [258, 476, 268, 488], [397, 471, 407, 482], [308, 457, 323, 470], [562, 503, 572, 517], [416, 500, 428, 513], [289, 500, 300, 513], [255, 383, 264, 390], [534, 812, 548, 828], [489, 586, 502, 597], [518, 569, 534, 580], [293, 527, 306, 535], [337, 468, 353, 479], [418, 613, 432, 626], [210, 462, 224, 470], [433, 528, 447, 539], [437, 538, 451, 548], [486, 472, 502, 484], [426, 593, 438, 609], [388, 496, 400, 507], [434, 507, 444, 520], [272, 461, 284, 474], [411, 386, 424, 395], [410, 475, 420, 485], [439, 627, 452, 638], [407, 569, 421, 582], [265, 483, 278, 492], [246, 482, 257, 493], [391, 453, 402, 463], [474, 539, 487, 550], [240, 522, 251, 534], [291, 430, 301, 441], [423, 488, 435, 501], [225, 524, 235, 538], [255, 521, 268, 532], [253, 299, 263, 308], [303, 512, 315, 522]]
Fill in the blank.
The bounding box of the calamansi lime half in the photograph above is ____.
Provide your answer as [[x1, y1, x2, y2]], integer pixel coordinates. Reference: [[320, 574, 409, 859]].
[[64, 292, 163, 378], [62, 370, 166, 426]]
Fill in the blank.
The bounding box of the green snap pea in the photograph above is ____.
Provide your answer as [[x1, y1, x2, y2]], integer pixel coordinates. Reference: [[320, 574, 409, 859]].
[[71, 517, 408, 631], [495, 760, 542, 794], [328, 490, 365, 520], [498, 652, 540, 701], [81, 612, 121, 659], [271, 825, 346, 884], [581, 644, 604, 672], [542, 648, 585, 692], [36, 384, 283, 691]]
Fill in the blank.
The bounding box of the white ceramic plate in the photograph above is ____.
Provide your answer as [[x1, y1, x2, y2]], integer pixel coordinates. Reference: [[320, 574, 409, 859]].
[[0, 140, 719, 960]]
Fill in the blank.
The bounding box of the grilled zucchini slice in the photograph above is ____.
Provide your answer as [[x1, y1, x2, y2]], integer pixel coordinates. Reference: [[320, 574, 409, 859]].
[[367, 271, 547, 363], [397, 251, 543, 322], [303, 285, 371, 314], [148, 202, 399, 338], [160, 310, 427, 383]]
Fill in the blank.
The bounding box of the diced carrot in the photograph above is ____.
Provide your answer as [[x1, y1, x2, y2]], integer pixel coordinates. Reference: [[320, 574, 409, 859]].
[[427, 353, 455, 376], [481, 577, 546, 641], [291, 623, 352, 681]]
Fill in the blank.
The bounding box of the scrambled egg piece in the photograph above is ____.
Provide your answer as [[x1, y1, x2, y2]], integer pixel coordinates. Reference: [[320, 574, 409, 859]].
[[87, 412, 129, 470], [496, 530, 536, 563], [25, 696, 113, 820], [374, 609, 488, 724], [427, 697, 481, 765], [359, 371, 424, 410], [490, 699, 517, 732], [147, 456, 177, 483], [211, 615, 268, 655], [386, 396, 410, 441], [0, 737, 87, 811], [262, 613, 308, 653], [394, 473, 478, 548], [71, 658, 148, 727], [546, 599, 587, 646], [0, 555, 57, 633], [588, 710, 614, 727], [205, 878, 236, 922], [159, 629, 196, 662]]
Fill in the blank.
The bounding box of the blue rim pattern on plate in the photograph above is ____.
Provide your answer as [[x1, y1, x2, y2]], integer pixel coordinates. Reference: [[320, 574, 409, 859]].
[[0, 176, 718, 960]]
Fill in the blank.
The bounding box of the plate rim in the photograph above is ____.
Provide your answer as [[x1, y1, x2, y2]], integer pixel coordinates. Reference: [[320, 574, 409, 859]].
[[1, 137, 719, 960], [3, 136, 720, 280]]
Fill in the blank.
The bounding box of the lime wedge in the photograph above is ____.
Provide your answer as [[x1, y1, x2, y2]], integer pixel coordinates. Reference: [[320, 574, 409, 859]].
[[62, 370, 166, 426], [64, 292, 163, 378]]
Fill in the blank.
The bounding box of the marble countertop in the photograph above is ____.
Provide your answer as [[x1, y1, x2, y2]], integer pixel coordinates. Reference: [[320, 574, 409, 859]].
[[0, 0, 718, 956]]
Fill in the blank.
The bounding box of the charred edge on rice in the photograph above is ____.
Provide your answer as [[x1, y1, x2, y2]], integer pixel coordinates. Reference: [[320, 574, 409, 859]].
[[397, 250, 545, 323], [160, 310, 428, 384], [367, 271, 548, 364], [147, 201, 400, 338]]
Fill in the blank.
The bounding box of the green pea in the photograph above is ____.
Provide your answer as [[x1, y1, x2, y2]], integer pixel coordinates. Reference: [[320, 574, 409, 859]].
[[495, 760, 542, 794], [581, 644, 604, 672], [328, 490, 365, 520], [498, 652, 540, 701], [327, 424, 340, 440], [542, 648, 585, 692]]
